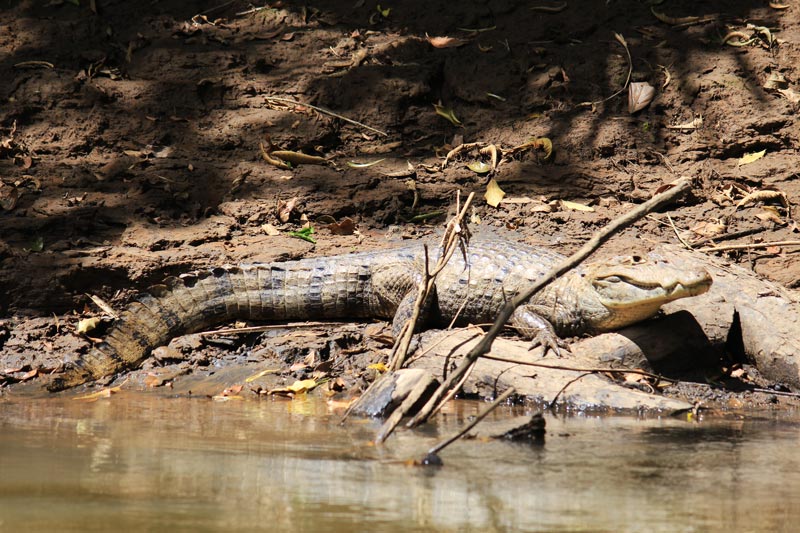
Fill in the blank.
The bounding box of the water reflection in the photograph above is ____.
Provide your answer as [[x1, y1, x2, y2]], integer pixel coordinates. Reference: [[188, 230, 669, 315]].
[[1, 394, 798, 532]]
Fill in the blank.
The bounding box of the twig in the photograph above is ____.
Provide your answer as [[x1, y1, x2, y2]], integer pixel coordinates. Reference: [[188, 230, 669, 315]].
[[236, 6, 272, 16], [690, 226, 766, 247], [666, 214, 693, 249], [698, 240, 800, 253], [576, 32, 632, 109], [481, 354, 679, 383], [752, 388, 800, 398], [406, 177, 694, 429], [197, 321, 338, 336], [198, 0, 237, 16], [388, 192, 474, 370], [265, 96, 388, 137], [422, 386, 516, 461], [547, 372, 594, 408]]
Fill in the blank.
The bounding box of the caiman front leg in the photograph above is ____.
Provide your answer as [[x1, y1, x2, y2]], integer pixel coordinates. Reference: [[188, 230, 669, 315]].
[[510, 305, 570, 357]]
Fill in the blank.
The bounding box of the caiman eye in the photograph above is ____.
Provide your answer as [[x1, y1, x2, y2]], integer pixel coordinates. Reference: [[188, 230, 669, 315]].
[[603, 276, 622, 283]]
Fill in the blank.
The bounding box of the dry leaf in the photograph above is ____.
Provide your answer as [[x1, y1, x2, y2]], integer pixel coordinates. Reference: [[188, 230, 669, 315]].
[[763, 72, 789, 90], [367, 362, 388, 372], [778, 88, 800, 104], [559, 199, 595, 212], [467, 161, 492, 174], [755, 206, 784, 225], [74, 384, 124, 401], [484, 179, 506, 207], [277, 197, 298, 222], [628, 82, 655, 113], [269, 379, 318, 395], [425, 34, 468, 48], [271, 150, 327, 166], [738, 150, 766, 166], [666, 116, 703, 130], [433, 104, 462, 126], [0, 183, 20, 211], [262, 223, 280, 236], [76, 317, 101, 334], [689, 221, 726, 238], [326, 217, 356, 235]]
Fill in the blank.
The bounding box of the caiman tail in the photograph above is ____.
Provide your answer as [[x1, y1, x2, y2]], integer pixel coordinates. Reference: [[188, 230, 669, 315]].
[[47, 259, 377, 391]]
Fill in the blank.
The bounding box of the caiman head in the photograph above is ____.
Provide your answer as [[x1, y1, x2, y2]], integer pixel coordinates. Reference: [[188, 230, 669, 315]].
[[579, 252, 712, 332]]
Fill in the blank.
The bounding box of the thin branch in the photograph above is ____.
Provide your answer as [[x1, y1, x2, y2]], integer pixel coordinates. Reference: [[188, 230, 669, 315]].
[[698, 240, 800, 253], [481, 354, 679, 383], [406, 177, 694, 428], [666, 214, 693, 249], [547, 372, 595, 408], [388, 192, 475, 370], [265, 96, 388, 136]]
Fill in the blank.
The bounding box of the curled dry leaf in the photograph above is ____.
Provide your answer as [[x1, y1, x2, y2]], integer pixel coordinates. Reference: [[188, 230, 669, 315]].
[[467, 161, 492, 174], [736, 189, 789, 210], [270, 150, 327, 166], [433, 104, 462, 126], [0, 182, 20, 211], [479, 144, 499, 169], [628, 82, 655, 113], [327, 217, 356, 235], [277, 197, 298, 222], [425, 34, 468, 48], [260, 142, 292, 170], [764, 72, 789, 90], [651, 7, 705, 26], [484, 178, 505, 207]]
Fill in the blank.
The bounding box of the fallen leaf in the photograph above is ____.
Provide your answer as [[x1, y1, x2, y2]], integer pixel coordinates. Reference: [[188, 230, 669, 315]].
[[277, 197, 298, 222], [628, 82, 655, 113], [666, 116, 703, 130], [76, 317, 101, 334], [367, 362, 388, 372], [559, 199, 595, 212], [433, 104, 462, 126], [262, 223, 280, 236], [689, 221, 726, 238], [467, 161, 492, 174], [271, 150, 327, 166], [221, 384, 243, 396], [269, 378, 318, 396], [426, 34, 468, 48], [74, 384, 124, 401], [484, 179, 506, 207], [778, 88, 800, 104], [289, 226, 316, 244], [326, 217, 356, 235], [738, 149, 766, 166], [245, 368, 281, 382], [763, 72, 789, 90], [0, 183, 20, 210], [346, 158, 385, 168]]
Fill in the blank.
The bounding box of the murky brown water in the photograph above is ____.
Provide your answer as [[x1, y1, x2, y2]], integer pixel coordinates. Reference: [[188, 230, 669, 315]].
[[1, 393, 799, 532]]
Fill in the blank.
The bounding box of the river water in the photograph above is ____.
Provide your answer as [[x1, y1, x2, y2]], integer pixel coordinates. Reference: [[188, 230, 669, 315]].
[[1, 393, 798, 532]]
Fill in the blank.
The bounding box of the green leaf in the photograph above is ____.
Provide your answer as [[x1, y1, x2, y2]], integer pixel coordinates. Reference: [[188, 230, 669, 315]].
[[289, 226, 317, 244]]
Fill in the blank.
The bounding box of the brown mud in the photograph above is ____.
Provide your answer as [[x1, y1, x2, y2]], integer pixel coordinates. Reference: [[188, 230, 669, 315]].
[[1, 0, 799, 409]]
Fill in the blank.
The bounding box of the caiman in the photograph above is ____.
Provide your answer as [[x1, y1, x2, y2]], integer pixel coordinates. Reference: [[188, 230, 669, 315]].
[[48, 238, 712, 391]]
